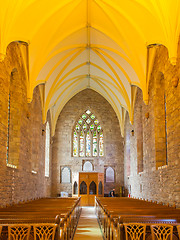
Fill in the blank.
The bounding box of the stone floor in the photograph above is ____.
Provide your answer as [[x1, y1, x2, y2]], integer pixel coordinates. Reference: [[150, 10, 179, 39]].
[[73, 207, 103, 240]]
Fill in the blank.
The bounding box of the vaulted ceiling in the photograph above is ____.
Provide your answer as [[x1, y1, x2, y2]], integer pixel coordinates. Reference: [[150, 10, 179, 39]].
[[1, 0, 180, 136]]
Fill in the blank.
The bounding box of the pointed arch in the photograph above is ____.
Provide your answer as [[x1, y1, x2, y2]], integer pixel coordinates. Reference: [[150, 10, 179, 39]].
[[80, 181, 87, 194], [72, 109, 104, 157], [89, 181, 97, 195]]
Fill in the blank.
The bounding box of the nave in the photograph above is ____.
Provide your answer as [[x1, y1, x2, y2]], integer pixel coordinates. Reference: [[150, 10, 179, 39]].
[[0, 196, 180, 240], [73, 207, 103, 240]]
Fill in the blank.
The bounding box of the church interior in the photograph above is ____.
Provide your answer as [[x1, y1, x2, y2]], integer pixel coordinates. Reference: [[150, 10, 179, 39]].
[[0, 0, 180, 239]]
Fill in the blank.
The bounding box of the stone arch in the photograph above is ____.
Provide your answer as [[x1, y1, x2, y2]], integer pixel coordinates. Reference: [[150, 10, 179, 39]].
[[98, 181, 103, 195], [61, 167, 71, 183], [154, 72, 168, 168], [80, 181, 87, 194], [7, 68, 22, 168], [72, 109, 104, 157], [73, 181, 78, 195], [83, 161, 94, 171], [105, 167, 115, 183], [134, 87, 144, 173], [89, 181, 97, 195]]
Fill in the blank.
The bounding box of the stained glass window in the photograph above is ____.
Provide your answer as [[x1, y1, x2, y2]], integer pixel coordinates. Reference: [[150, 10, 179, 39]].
[[80, 131, 84, 156], [76, 125, 80, 131], [73, 110, 104, 157], [99, 133, 104, 156], [94, 119, 99, 125], [90, 114, 95, 120], [86, 110, 91, 115], [82, 114, 86, 119], [86, 131, 91, 156], [93, 131, 97, 156], [73, 131, 78, 156], [90, 124, 94, 131], [97, 125, 101, 132], [83, 124, 87, 131], [86, 118, 91, 124], [78, 119, 83, 125]]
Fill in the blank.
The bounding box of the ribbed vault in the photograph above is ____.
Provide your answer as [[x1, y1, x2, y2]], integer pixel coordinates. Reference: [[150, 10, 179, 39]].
[[1, 0, 180, 136]]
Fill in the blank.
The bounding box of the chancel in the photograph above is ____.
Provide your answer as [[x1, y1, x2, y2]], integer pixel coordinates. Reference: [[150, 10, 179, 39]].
[[0, 0, 179, 239]]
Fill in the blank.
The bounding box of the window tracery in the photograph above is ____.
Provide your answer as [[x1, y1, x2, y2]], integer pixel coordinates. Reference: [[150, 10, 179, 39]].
[[73, 110, 104, 157]]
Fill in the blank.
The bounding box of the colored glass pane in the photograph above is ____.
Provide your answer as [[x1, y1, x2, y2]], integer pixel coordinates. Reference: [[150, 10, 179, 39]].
[[73, 131, 78, 156], [83, 124, 87, 130], [97, 125, 101, 132], [86, 118, 91, 124], [86, 131, 91, 156], [99, 133, 104, 156], [78, 119, 83, 125], [90, 114, 95, 120], [80, 131, 84, 156], [82, 114, 86, 119], [90, 124, 94, 130], [93, 131, 97, 156], [76, 124, 80, 131], [94, 119, 99, 125], [86, 110, 91, 115]]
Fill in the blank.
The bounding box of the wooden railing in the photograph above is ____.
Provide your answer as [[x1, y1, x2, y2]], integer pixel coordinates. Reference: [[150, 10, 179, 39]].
[[95, 197, 180, 240], [0, 197, 81, 240]]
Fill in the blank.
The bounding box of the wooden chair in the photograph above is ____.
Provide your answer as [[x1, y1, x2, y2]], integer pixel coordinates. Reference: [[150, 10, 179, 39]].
[[124, 223, 146, 240], [150, 224, 173, 240], [33, 224, 57, 240], [8, 224, 31, 240]]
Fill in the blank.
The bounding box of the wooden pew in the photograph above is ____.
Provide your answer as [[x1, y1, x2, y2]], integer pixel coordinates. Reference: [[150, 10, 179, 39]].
[[0, 197, 81, 240], [95, 197, 180, 240]]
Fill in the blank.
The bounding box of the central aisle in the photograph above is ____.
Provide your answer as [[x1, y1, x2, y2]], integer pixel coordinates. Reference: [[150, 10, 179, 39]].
[[73, 207, 103, 240]]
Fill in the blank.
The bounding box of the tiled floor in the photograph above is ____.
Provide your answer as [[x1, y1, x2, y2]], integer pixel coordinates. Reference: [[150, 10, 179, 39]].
[[73, 207, 103, 239]]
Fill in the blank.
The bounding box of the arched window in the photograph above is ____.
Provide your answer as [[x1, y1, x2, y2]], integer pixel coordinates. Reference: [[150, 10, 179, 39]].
[[61, 167, 71, 183], [6, 92, 11, 165], [154, 72, 168, 168], [45, 122, 50, 177], [83, 161, 93, 172], [73, 110, 104, 157], [105, 167, 115, 183], [73, 181, 78, 195], [6, 69, 21, 168], [126, 131, 131, 176], [137, 105, 143, 173], [98, 181, 103, 195], [89, 181, 97, 195], [80, 181, 87, 194]]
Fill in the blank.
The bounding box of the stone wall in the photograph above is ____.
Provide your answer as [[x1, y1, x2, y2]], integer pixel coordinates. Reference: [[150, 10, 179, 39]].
[[124, 44, 180, 207], [0, 42, 52, 207], [52, 89, 124, 197]]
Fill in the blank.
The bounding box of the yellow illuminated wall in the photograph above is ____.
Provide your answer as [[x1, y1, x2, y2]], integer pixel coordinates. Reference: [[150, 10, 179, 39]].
[[1, 0, 180, 136]]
